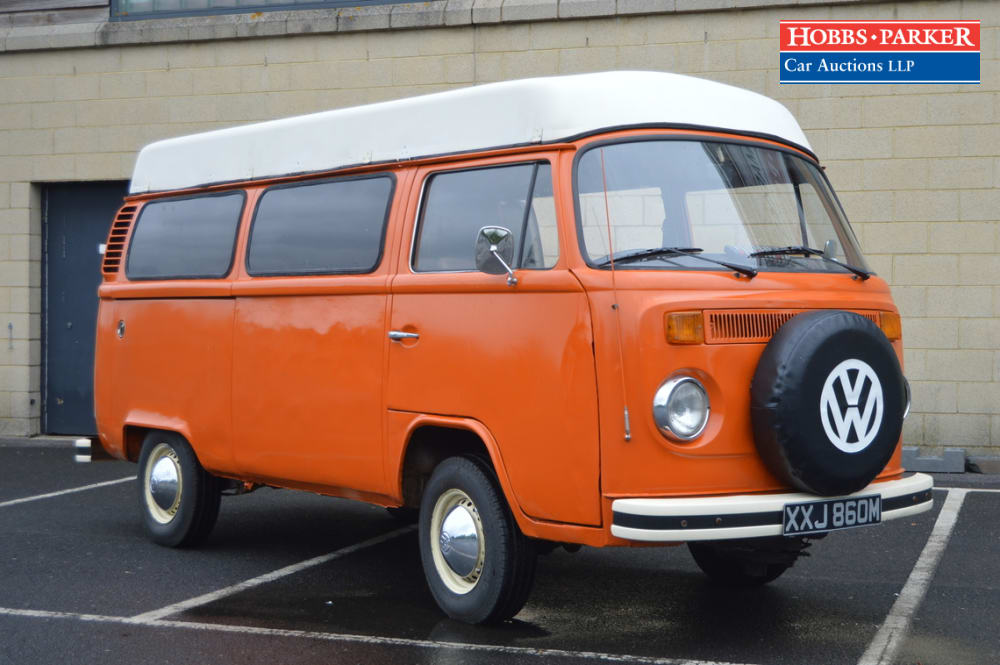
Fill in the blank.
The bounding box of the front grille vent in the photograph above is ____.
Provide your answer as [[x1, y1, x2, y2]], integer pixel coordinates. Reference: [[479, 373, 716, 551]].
[[705, 309, 879, 344], [101, 205, 137, 275]]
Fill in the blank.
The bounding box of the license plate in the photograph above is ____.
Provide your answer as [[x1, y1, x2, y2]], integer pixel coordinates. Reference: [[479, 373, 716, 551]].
[[782, 494, 881, 536]]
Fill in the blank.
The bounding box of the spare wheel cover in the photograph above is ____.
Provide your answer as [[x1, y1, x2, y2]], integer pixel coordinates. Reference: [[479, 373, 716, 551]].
[[750, 310, 905, 496]]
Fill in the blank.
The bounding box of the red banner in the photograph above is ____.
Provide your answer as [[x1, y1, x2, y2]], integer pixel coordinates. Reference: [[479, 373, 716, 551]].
[[779, 20, 980, 52]]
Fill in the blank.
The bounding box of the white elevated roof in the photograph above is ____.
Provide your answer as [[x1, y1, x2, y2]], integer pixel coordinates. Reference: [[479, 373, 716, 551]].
[[129, 71, 812, 194]]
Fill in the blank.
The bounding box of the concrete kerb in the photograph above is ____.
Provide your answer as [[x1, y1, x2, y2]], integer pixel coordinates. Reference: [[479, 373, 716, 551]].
[[967, 456, 1000, 474], [444, 0, 476, 26], [902, 446, 967, 473], [3, 0, 885, 53], [391, 0, 448, 29], [0, 436, 78, 448], [502, 0, 558, 22]]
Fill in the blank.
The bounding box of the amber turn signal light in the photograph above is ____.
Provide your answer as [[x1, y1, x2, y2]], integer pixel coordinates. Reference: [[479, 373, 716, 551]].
[[665, 311, 704, 344], [879, 311, 902, 341]]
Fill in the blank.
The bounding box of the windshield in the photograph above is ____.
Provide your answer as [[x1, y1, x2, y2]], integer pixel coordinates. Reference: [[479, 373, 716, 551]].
[[575, 139, 869, 275]]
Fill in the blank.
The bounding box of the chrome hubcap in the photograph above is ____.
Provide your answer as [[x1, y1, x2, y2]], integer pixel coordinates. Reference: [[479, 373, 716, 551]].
[[150, 456, 180, 511], [144, 443, 182, 525], [430, 489, 485, 595], [440, 505, 479, 577]]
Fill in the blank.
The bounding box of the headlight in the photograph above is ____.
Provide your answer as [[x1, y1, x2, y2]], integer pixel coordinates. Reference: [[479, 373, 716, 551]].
[[653, 376, 710, 441]]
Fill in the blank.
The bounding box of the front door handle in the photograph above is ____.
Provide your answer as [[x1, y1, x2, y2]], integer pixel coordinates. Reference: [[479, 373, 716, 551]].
[[388, 330, 420, 342]]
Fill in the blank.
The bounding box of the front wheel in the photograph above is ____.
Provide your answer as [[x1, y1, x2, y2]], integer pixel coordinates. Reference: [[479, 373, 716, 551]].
[[137, 431, 221, 548], [418, 456, 536, 624], [688, 536, 809, 586]]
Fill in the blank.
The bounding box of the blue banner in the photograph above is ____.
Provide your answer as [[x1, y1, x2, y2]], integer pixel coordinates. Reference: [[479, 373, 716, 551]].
[[779, 51, 980, 84]]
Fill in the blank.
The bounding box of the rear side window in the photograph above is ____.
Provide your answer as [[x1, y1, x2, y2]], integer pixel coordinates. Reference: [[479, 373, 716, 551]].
[[413, 162, 559, 272], [126, 192, 244, 280], [247, 175, 394, 276]]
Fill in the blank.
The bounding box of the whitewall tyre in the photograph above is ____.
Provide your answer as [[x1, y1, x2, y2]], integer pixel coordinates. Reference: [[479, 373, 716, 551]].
[[418, 456, 536, 624], [137, 431, 221, 548]]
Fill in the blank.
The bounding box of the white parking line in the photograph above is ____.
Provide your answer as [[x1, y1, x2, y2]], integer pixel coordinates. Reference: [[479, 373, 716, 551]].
[[857, 487, 968, 665], [132, 525, 416, 622], [0, 476, 133, 509], [0, 606, 748, 665]]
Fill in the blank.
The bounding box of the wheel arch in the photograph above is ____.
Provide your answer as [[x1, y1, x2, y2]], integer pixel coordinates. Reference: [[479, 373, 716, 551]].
[[392, 414, 530, 533], [121, 412, 196, 463], [122, 425, 147, 462]]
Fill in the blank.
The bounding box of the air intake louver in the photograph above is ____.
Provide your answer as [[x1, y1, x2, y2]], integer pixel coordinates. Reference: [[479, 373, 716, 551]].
[[705, 310, 879, 344], [101, 205, 137, 275]]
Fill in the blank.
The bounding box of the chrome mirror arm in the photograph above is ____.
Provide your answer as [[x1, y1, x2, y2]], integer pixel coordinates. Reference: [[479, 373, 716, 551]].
[[490, 245, 518, 287]]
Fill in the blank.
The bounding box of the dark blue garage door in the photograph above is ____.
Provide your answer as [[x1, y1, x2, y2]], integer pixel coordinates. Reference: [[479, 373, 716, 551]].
[[43, 182, 128, 434]]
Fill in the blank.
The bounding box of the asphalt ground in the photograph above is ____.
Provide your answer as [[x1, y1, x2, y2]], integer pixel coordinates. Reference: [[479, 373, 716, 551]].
[[1, 445, 998, 665]]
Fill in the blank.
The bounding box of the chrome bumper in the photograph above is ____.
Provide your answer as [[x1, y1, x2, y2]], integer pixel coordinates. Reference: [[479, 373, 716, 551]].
[[611, 472, 934, 542]]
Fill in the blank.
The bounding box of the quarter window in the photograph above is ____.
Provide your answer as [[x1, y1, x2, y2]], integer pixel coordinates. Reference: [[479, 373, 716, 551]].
[[247, 175, 393, 276], [414, 163, 559, 272], [126, 192, 244, 280]]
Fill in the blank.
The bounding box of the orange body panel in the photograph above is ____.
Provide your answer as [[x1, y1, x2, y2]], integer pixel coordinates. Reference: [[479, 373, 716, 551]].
[[109, 297, 236, 473], [94, 128, 908, 547], [230, 289, 389, 490], [93, 300, 120, 456], [573, 270, 904, 499]]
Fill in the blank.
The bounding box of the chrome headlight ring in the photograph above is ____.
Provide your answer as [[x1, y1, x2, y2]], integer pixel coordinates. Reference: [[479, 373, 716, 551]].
[[653, 376, 710, 442]]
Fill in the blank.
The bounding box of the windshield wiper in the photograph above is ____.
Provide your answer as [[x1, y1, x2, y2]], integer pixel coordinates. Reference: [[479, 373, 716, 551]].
[[749, 246, 871, 280], [597, 246, 757, 278]]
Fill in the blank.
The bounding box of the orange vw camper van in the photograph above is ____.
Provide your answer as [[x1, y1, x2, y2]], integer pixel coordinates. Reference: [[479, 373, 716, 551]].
[[90, 71, 933, 624]]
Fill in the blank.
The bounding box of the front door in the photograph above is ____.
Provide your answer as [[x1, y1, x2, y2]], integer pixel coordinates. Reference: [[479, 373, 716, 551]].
[[386, 156, 601, 526]]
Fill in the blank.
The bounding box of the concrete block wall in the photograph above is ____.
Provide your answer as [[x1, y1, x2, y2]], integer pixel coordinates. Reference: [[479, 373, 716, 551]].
[[0, 0, 997, 453]]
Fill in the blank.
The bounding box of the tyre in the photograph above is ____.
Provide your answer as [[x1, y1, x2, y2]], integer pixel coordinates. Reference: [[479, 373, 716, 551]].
[[750, 310, 906, 496], [137, 431, 222, 548], [418, 456, 536, 624], [688, 537, 808, 586]]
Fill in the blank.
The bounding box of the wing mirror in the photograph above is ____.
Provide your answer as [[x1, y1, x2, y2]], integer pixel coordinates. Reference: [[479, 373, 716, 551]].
[[823, 238, 839, 259], [475, 226, 518, 287]]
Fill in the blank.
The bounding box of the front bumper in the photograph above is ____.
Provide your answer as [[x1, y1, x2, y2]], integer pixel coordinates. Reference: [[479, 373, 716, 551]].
[[611, 472, 934, 542]]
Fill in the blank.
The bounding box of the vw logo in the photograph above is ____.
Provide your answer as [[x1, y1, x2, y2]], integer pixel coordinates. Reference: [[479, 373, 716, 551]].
[[439, 532, 453, 555], [819, 358, 884, 453]]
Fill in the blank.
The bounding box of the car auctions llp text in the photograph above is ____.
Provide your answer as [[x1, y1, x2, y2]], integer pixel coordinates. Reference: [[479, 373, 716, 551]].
[[784, 58, 917, 74]]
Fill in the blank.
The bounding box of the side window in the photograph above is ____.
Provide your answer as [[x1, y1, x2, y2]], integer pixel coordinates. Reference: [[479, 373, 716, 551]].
[[247, 175, 393, 276], [413, 162, 559, 272], [126, 192, 244, 280]]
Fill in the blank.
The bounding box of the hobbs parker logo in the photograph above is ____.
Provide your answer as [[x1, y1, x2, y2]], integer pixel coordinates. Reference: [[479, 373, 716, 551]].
[[819, 359, 884, 454], [779, 20, 980, 84]]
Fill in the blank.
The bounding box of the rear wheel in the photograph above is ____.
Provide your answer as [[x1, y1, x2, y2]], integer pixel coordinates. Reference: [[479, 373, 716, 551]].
[[137, 431, 221, 548], [688, 537, 810, 586], [418, 456, 536, 624]]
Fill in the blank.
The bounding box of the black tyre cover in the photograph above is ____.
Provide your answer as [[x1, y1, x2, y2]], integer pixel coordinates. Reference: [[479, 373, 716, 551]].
[[750, 311, 905, 496]]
